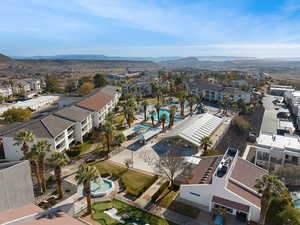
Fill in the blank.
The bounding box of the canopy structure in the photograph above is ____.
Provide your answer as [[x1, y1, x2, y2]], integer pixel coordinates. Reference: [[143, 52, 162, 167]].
[[163, 113, 223, 147], [139, 128, 162, 142], [0, 95, 59, 114]]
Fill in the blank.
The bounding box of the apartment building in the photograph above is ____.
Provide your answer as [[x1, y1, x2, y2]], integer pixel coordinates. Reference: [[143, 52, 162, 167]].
[[1, 86, 121, 161], [270, 84, 295, 96], [189, 82, 251, 104], [180, 148, 267, 223], [255, 133, 300, 171], [77, 85, 121, 127]]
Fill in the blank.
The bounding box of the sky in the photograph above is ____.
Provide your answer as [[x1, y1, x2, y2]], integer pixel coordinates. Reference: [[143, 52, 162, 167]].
[[2, 0, 300, 57]]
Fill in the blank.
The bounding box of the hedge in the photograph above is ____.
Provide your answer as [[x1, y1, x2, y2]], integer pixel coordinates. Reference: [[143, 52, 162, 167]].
[[151, 180, 170, 203]]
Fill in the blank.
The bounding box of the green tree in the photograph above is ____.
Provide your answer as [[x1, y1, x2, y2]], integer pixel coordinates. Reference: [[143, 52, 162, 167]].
[[105, 112, 114, 124], [200, 136, 212, 154], [154, 102, 161, 121], [161, 113, 167, 132], [150, 110, 155, 127], [75, 164, 99, 214], [78, 76, 92, 87], [279, 206, 300, 225], [187, 95, 197, 115], [2, 107, 32, 122], [31, 140, 51, 193], [101, 121, 114, 157], [47, 152, 70, 199], [93, 74, 108, 88], [142, 100, 149, 121], [115, 133, 126, 146], [45, 75, 61, 93], [14, 130, 35, 153], [255, 175, 288, 225], [64, 79, 77, 93]]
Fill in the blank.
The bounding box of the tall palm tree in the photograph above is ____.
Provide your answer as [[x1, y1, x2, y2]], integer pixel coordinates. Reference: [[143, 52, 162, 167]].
[[169, 105, 177, 128], [101, 121, 114, 158], [75, 164, 99, 214], [255, 175, 288, 225], [142, 100, 149, 121], [31, 140, 51, 193], [177, 91, 186, 116], [200, 136, 212, 154], [47, 152, 70, 199], [14, 130, 35, 153], [161, 113, 167, 132], [187, 95, 197, 115], [23, 148, 42, 193], [105, 112, 114, 123], [123, 105, 134, 128], [150, 110, 155, 127], [154, 102, 161, 121]]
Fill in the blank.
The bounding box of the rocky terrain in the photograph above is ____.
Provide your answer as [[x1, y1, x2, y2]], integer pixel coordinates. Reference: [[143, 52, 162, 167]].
[[0, 53, 161, 79]]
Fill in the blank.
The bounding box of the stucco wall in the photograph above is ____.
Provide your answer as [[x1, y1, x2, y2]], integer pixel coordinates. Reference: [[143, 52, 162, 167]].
[[0, 161, 34, 211]]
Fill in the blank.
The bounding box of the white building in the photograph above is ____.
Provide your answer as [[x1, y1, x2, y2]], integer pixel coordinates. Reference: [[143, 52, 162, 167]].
[[0, 86, 13, 97], [77, 86, 121, 127], [255, 133, 300, 170], [189, 82, 251, 104], [180, 148, 267, 223], [1, 86, 121, 161], [270, 84, 295, 96]]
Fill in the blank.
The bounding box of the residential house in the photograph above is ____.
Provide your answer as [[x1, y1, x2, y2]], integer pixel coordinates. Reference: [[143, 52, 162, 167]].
[[269, 84, 295, 96], [255, 133, 300, 170], [179, 148, 267, 223], [0, 161, 34, 211]]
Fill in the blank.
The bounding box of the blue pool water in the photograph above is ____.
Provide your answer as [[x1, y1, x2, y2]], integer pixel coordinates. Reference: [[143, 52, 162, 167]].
[[136, 124, 152, 130], [294, 199, 300, 209], [147, 109, 183, 122], [90, 178, 114, 197]]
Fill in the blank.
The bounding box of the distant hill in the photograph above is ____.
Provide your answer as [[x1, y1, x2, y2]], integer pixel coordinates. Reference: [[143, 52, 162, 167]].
[[158, 57, 201, 68], [0, 53, 11, 62]]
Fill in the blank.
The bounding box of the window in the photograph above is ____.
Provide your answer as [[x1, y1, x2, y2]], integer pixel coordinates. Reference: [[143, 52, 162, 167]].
[[190, 192, 200, 197]]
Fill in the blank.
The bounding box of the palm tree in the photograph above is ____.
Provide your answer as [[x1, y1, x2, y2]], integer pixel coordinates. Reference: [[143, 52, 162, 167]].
[[142, 100, 149, 121], [23, 148, 42, 193], [169, 105, 177, 128], [255, 175, 288, 225], [150, 110, 155, 127], [200, 136, 212, 154], [47, 152, 70, 199], [187, 95, 197, 115], [101, 121, 114, 158], [14, 130, 35, 153], [31, 140, 51, 193], [105, 112, 114, 123], [177, 91, 186, 116], [154, 102, 161, 121], [161, 113, 167, 132], [75, 164, 99, 214]]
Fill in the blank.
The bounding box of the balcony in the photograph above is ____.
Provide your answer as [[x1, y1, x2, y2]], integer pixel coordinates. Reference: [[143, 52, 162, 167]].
[[55, 134, 65, 144], [56, 141, 66, 152]]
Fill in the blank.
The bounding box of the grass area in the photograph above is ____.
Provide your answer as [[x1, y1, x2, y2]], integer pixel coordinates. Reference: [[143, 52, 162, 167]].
[[93, 161, 157, 197], [76, 141, 93, 156], [144, 97, 158, 104], [157, 189, 178, 208], [168, 201, 200, 219], [91, 199, 177, 225]]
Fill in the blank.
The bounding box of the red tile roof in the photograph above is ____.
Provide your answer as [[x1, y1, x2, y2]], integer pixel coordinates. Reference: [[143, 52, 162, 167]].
[[212, 195, 250, 213], [78, 92, 113, 112], [227, 181, 261, 208]]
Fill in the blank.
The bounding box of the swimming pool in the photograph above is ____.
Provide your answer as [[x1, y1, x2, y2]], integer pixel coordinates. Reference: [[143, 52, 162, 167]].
[[294, 199, 300, 209], [90, 177, 114, 197], [147, 109, 183, 122]]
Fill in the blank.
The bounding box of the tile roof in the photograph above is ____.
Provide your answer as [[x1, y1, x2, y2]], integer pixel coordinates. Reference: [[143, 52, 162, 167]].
[[212, 195, 250, 213], [4, 119, 52, 139], [187, 156, 222, 184], [55, 105, 92, 122], [77, 91, 113, 112], [230, 158, 268, 190], [226, 181, 261, 208], [41, 115, 75, 138], [100, 85, 120, 97]]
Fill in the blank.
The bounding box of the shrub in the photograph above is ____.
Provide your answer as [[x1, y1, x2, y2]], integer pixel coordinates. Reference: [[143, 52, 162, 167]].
[[66, 148, 80, 158], [151, 180, 170, 203], [2, 107, 32, 122]]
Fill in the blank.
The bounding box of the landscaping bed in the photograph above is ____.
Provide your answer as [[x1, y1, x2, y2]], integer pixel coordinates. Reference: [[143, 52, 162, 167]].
[[167, 201, 200, 219], [93, 161, 157, 197], [91, 199, 177, 225]]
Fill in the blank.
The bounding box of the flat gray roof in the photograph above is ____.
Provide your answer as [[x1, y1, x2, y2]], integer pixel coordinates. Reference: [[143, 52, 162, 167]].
[[260, 94, 279, 134], [41, 115, 75, 138]]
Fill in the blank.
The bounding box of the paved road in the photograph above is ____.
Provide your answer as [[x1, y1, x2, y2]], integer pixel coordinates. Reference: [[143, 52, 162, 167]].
[[260, 94, 278, 134]]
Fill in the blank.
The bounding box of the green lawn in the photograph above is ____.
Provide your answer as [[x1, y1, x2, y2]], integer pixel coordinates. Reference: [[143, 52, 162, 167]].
[[93, 161, 157, 197], [77, 142, 94, 155], [91, 199, 177, 225]]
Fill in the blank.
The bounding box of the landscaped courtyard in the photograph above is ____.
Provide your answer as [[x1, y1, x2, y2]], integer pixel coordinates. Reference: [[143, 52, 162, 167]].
[[92, 161, 157, 197], [91, 199, 177, 225]]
